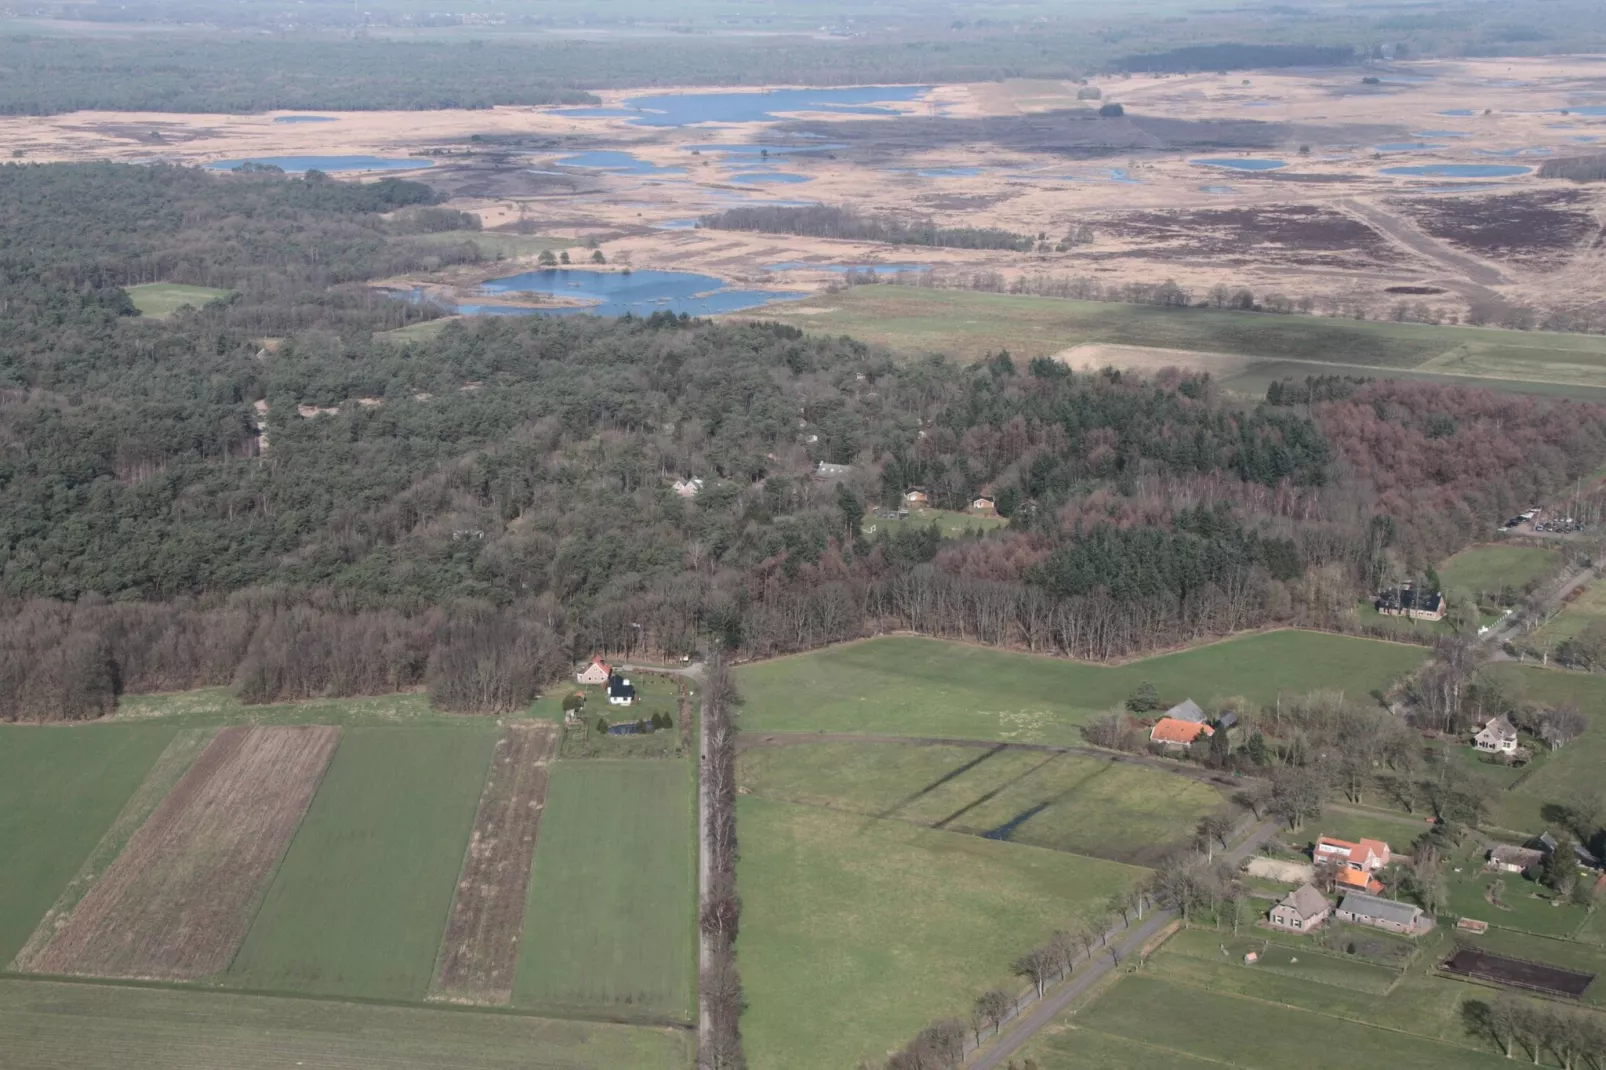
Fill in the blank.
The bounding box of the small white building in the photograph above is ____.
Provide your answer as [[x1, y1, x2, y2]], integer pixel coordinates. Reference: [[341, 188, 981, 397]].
[[607, 673, 637, 706], [672, 477, 704, 499], [1475, 714, 1519, 755]]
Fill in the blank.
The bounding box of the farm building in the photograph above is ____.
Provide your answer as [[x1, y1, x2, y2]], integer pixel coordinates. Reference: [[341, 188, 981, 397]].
[[1314, 835, 1390, 893], [577, 656, 612, 685], [607, 673, 637, 706], [1164, 698, 1208, 724], [1375, 584, 1445, 622], [1149, 717, 1213, 749], [903, 486, 929, 506], [1488, 844, 1545, 874], [1475, 714, 1520, 754], [1268, 884, 1331, 932], [1335, 892, 1428, 935], [1534, 831, 1604, 870]]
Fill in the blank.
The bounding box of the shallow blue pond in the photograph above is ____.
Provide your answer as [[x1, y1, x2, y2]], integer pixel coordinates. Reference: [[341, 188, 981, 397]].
[[1190, 158, 1287, 171], [730, 172, 813, 184], [683, 143, 845, 156], [476, 268, 803, 317], [553, 151, 686, 176], [1439, 109, 1476, 116], [1560, 106, 1606, 116], [207, 155, 432, 172], [1412, 130, 1469, 138], [1380, 163, 1531, 178], [614, 85, 932, 127], [1376, 142, 1447, 152], [1474, 147, 1552, 157], [272, 115, 337, 124], [1200, 185, 1237, 194]]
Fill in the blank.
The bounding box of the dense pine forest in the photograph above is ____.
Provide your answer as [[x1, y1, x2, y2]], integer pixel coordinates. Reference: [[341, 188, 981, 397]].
[[3, 161, 1604, 720]]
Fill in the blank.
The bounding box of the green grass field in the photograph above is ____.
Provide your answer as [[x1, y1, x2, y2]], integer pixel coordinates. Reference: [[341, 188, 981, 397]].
[[739, 795, 1144, 1070], [734, 633, 1428, 744], [746, 287, 1606, 398], [863, 507, 1008, 538], [1479, 665, 1606, 833], [739, 742, 1225, 865], [1437, 545, 1559, 596], [0, 724, 176, 964], [0, 978, 692, 1069], [1533, 581, 1606, 646], [512, 760, 696, 1022], [125, 282, 231, 318], [226, 727, 495, 1001]]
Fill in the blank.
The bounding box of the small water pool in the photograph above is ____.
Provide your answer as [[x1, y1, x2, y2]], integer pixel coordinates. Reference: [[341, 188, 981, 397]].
[[1559, 106, 1606, 116], [730, 172, 813, 184], [683, 143, 845, 156], [653, 219, 700, 230], [1191, 158, 1287, 171], [1412, 130, 1469, 138], [1380, 163, 1531, 178], [1200, 185, 1237, 194], [272, 115, 336, 124], [475, 268, 803, 317], [207, 155, 432, 173], [614, 85, 932, 127], [553, 151, 686, 176], [1376, 142, 1447, 152], [1439, 109, 1476, 117]]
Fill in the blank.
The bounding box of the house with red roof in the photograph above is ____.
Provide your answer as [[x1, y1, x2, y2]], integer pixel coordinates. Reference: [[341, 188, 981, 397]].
[[576, 656, 612, 685], [1149, 717, 1214, 750], [1314, 835, 1390, 894]]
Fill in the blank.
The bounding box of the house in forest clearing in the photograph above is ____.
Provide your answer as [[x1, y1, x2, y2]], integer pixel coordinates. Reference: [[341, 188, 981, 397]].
[[1150, 717, 1213, 749], [969, 495, 997, 516], [607, 673, 637, 706], [1164, 698, 1208, 724], [1335, 891, 1428, 934], [815, 461, 852, 478], [1375, 583, 1445, 622], [1475, 713, 1520, 755], [903, 486, 929, 506], [576, 656, 611, 685], [672, 477, 704, 499], [1268, 884, 1331, 932]]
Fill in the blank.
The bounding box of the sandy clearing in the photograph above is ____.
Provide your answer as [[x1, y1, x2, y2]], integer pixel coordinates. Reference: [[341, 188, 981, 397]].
[[1053, 342, 1256, 378]]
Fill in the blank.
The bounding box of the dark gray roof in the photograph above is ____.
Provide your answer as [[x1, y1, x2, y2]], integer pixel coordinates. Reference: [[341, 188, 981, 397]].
[[1490, 845, 1544, 867], [1279, 883, 1330, 919], [1338, 892, 1421, 925], [1166, 699, 1207, 723]]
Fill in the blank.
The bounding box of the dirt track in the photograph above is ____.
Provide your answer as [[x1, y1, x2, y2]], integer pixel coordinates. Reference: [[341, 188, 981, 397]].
[[21, 725, 340, 981], [430, 722, 559, 1005]]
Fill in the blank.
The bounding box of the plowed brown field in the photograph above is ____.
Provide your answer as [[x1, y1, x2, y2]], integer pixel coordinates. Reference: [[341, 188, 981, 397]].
[[431, 722, 559, 1004], [20, 725, 340, 980]]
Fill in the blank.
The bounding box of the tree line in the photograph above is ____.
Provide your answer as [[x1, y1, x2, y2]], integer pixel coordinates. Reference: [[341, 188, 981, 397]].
[[701, 657, 746, 1070], [700, 204, 1033, 252]]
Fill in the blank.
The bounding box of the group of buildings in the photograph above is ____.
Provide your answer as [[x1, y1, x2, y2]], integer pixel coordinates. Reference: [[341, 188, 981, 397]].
[[1268, 834, 1431, 936]]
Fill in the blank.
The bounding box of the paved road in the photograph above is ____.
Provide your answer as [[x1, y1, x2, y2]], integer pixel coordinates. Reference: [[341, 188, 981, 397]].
[[967, 819, 1276, 1069]]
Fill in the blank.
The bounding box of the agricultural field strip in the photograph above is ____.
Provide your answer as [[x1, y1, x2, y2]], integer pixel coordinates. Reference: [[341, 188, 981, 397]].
[[431, 723, 560, 1005], [20, 726, 340, 980], [10, 728, 218, 970]]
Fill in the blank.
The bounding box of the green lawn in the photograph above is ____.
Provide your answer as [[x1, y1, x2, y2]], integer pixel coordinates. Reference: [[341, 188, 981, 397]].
[[739, 742, 1225, 865], [738, 796, 1144, 1070], [746, 286, 1606, 398], [734, 632, 1427, 745], [512, 760, 697, 1022], [1444, 869, 1590, 940], [226, 727, 495, 1001], [1437, 545, 1559, 597], [1533, 581, 1606, 646], [0, 978, 692, 1069], [1160, 928, 1402, 994], [1480, 665, 1606, 833], [1069, 975, 1511, 1069], [863, 507, 1007, 538], [0, 724, 176, 964], [125, 282, 231, 318]]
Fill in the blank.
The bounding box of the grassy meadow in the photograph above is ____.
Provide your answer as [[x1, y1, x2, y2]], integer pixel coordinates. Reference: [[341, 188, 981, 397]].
[[738, 795, 1144, 1070], [1438, 544, 1559, 596], [749, 286, 1606, 398], [513, 760, 697, 1022], [739, 742, 1225, 865], [0, 724, 175, 964], [226, 727, 495, 1001], [863, 506, 1008, 538], [125, 282, 231, 318], [1533, 581, 1606, 646], [0, 978, 692, 1070], [734, 632, 1428, 744], [1478, 664, 1606, 833]]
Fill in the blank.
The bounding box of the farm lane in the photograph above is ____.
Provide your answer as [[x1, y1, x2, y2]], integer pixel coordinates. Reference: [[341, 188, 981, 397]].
[[738, 731, 1246, 789], [1338, 197, 1510, 289], [967, 818, 1278, 1070]]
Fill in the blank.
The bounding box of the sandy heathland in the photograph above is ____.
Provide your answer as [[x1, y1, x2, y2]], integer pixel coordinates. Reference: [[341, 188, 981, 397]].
[[18, 725, 340, 981], [6, 57, 1605, 323], [431, 722, 560, 1006]]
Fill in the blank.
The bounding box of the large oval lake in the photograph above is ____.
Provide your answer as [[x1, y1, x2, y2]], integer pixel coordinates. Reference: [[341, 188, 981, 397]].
[[474, 269, 802, 317]]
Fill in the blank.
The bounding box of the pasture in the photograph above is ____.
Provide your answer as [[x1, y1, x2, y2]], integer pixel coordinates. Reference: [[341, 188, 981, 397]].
[[1532, 580, 1606, 645], [0, 978, 693, 1070], [1437, 544, 1559, 597], [863, 506, 1008, 538], [754, 287, 1606, 398], [512, 759, 697, 1022], [738, 741, 1226, 865], [0, 724, 175, 964], [1479, 664, 1606, 833], [738, 795, 1144, 1070], [226, 727, 495, 1001], [124, 282, 230, 318], [734, 632, 1428, 744]]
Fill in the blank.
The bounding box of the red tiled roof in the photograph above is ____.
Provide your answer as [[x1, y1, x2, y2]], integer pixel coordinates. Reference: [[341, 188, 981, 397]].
[[1150, 717, 1213, 744]]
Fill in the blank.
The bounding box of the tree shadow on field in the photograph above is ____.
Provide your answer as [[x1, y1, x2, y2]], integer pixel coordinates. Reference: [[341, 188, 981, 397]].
[[868, 744, 1006, 822]]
